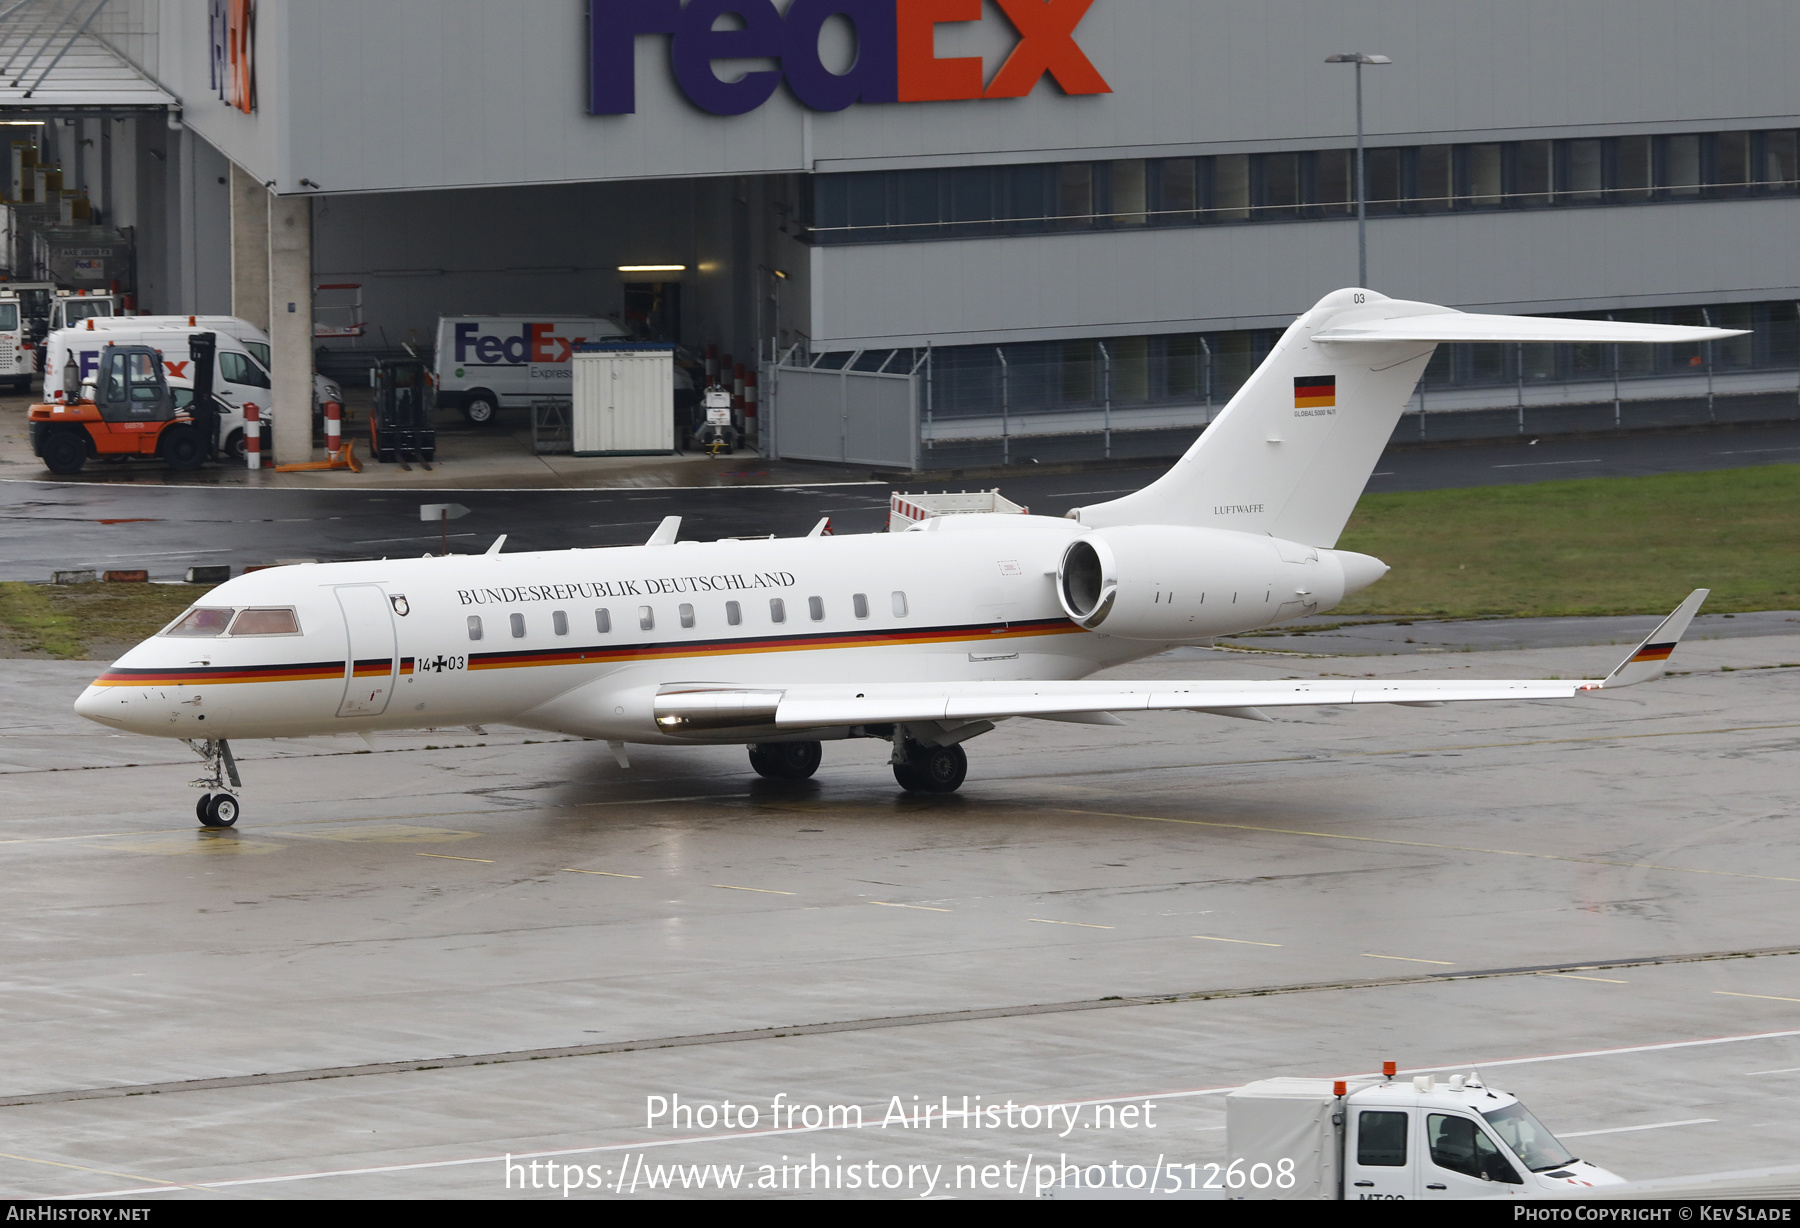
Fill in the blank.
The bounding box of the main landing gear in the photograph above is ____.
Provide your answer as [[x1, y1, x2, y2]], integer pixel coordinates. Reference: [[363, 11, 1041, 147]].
[[186, 738, 243, 827], [745, 735, 973, 793], [891, 740, 967, 794]]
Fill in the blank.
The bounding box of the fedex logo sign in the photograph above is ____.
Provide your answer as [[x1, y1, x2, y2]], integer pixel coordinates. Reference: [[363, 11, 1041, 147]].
[[590, 0, 1110, 117], [453, 323, 589, 365]]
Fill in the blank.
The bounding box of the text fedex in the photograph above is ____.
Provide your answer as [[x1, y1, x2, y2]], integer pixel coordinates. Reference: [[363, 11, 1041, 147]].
[[453, 323, 590, 366], [590, 0, 1110, 117]]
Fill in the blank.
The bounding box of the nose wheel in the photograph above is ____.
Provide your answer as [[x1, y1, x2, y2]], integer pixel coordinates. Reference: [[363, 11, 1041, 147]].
[[196, 792, 240, 827], [186, 738, 245, 826]]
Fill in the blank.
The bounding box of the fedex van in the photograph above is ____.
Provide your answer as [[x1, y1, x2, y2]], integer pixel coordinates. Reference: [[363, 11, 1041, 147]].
[[434, 315, 629, 425], [45, 324, 274, 461], [47, 314, 344, 412]]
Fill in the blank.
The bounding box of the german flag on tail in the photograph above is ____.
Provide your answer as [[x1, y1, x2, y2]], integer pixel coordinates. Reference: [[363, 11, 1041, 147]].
[[1294, 375, 1336, 408]]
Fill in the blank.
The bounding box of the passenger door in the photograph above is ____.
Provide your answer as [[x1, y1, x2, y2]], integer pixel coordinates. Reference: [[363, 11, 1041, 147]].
[[336, 585, 397, 717], [1422, 1113, 1525, 1198], [1345, 1108, 1414, 1199]]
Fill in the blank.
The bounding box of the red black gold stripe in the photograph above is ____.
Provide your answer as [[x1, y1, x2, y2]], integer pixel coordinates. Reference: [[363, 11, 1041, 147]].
[[468, 618, 1083, 672], [1294, 375, 1336, 409], [93, 660, 347, 687], [1627, 642, 1676, 664], [91, 623, 1081, 689]]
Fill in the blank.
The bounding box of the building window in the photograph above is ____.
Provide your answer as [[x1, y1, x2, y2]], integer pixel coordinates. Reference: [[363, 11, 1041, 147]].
[[770, 598, 786, 624], [596, 608, 611, 633], [726, 600, 742, 626], [639, 605, 654, 631], [891, 591, 908, 617], [467, 615, 483, 641], [810, 127, 1799, 245], [552, 610, 568, 636], [853, 593, 869, 619], [679, 603, 695, 629], [808, 596, 824, 621], [509, 613, 525, 638]]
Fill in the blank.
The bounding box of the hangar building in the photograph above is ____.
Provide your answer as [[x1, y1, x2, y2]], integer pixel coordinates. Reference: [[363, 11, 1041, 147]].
[[4, 0, 1797, 466]]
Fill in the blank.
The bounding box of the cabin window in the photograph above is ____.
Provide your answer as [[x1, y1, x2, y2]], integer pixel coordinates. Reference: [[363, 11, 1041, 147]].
[[679, 603, 695, 629], [770, 598, 786, 624], [552, 610, 569, 636], [467, 615, 483, 641], [853, 593, 869, 619], [726, 600, 742, 626], [808, 596, 825, 621], [509, 613, 526, 638], [639, 605, 655, 631], [596, 608, 611, 633], [891, 591, 908, 617], [164, 607, 235, 637], [228, 608, 299, 636]]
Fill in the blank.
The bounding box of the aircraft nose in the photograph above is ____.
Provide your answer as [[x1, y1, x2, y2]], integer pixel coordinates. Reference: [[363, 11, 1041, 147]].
[[74, 683, 132, 728]]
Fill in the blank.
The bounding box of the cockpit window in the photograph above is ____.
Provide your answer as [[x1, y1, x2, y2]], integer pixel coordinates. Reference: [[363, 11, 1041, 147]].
[[163, 607, 235, 637], [229, 608, 300, 636]]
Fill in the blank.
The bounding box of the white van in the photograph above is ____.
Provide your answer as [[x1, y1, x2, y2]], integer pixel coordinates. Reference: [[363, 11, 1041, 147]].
[[434, 315, 629, 425], [44, 324, 274, 461], [49, 313, 344, 412]]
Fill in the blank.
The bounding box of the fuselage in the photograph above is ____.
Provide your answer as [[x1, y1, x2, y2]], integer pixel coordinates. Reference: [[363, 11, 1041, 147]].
[[75, 513, 1353, 745]]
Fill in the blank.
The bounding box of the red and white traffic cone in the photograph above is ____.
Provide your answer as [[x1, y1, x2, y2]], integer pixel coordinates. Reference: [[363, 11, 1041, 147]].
[[243, 402, 261, 470]]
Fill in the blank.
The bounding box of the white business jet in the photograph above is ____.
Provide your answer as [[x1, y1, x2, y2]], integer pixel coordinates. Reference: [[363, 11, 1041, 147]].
[[75, 290, 1733, 827]]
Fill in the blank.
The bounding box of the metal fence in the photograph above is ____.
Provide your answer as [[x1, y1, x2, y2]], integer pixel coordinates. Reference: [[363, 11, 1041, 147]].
[[764, 349, 922, 470]]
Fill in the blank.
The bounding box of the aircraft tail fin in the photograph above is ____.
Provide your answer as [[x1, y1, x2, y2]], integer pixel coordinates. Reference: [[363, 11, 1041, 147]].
[[1596, 589, 1710, 689], [1072, 290, 1746, 548]]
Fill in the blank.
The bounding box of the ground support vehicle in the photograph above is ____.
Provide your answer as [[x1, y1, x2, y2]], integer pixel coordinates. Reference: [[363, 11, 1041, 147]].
[[369, 357, 436, 466], [1223, 1071, 1624, 1199], [0, 289, 27, 391], [28, 339, 221, 475], [435, 315, 629, 425]]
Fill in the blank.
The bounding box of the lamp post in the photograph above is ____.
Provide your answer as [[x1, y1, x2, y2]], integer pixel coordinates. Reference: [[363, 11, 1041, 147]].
[[1324, 52, 1390, 288], [757, 265, 788, 363]]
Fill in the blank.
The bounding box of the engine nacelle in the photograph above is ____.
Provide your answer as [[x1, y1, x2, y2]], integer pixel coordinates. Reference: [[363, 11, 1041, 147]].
[[1056, 525, 1388, 642]]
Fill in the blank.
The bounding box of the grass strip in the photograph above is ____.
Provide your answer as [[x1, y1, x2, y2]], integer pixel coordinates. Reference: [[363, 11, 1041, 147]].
[[1334, 464, 1800, 619], [0, 582, 213, 659]]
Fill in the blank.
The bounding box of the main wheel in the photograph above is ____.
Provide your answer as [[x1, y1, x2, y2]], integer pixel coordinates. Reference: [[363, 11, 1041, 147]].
[[195, 792, 213, 823], [201, 792, 240, 828], [461, 391, 498, 427], [159, 425, 206, 471], [748, 741, 822, 781], [40, 429, 88, 475], [893, 743, 967, 794]]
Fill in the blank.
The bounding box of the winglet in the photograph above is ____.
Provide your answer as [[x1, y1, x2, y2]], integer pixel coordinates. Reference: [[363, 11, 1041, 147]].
[[646, 516, 682, 546], [1596, 589, 1710, 689]]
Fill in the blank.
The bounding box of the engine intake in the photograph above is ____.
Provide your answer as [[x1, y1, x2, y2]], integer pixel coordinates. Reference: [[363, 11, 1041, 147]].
[[1057, 525, 1386, 642]]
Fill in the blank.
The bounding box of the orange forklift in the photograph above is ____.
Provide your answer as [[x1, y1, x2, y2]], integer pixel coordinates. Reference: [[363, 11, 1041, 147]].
[[28, 335, 223, 475]]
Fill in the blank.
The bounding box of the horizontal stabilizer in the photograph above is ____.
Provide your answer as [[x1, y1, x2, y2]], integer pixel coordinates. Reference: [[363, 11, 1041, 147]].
[[1600, 589, 1710, 688], [1312, 313, 1746, 346]]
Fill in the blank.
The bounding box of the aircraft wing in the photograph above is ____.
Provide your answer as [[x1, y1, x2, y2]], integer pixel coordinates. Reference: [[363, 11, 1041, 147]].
[[652, 591, 1709, 734]]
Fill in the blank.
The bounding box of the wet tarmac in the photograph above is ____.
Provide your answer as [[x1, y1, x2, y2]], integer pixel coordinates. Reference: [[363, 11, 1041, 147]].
[[4, 622, 1799, 1198]]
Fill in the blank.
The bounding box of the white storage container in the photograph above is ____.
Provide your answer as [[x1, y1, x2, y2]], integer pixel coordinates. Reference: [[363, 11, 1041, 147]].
[[571, 344, 674, 455]]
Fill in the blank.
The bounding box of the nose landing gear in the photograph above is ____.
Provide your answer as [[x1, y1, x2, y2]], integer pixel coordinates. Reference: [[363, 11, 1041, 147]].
[[186, 738, 243, 827]]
